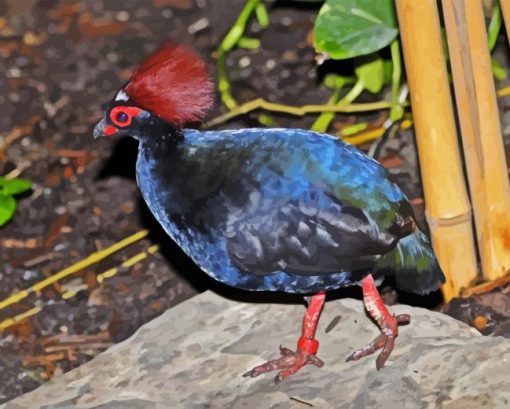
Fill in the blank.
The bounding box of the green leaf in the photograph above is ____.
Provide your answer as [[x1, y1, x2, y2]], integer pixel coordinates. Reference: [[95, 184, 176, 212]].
[[355, 56, 385, 94], [383, 59, 393, 85], [257, 114, 274, 126], [488, 3, 502, 52], [237, 37, 261, 49], [492, 57, 507, 80], [323, 73, 353, 89], [341, 122, 368, 136], [0, 177, 32, 196], [314, 0, 398, 60], [220, 25, 244, 53], [0, 194, 16, 226], [255, 3, 269, 28]]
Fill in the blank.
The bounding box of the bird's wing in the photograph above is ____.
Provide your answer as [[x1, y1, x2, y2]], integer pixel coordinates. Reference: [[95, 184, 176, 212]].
[[224, 189, 400, 276]]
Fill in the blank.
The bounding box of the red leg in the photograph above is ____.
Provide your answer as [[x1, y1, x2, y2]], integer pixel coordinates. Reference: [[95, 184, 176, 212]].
[[346, 274, 410, 369], [243, 292, 326, 383]]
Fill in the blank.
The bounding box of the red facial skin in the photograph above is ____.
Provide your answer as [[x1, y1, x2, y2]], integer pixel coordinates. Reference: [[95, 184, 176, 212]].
[[102, 106, 143, 136], [103, 125, 118, 136], [109, 106, 142, 127]]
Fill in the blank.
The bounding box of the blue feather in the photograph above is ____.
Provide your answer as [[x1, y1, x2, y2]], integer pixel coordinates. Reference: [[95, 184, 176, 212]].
[[135, 127, 444, 294]]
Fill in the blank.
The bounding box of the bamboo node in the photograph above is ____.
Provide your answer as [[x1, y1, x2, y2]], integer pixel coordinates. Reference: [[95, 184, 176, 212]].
[[425, 210, 473, 228]]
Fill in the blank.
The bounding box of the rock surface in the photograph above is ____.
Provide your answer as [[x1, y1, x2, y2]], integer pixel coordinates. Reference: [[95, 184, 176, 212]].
[[3, 291, 510, 409]]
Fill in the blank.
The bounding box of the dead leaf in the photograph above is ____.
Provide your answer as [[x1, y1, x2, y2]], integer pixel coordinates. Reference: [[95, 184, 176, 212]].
[[153, 0, 193, 9], [78, 12, 126, 38]]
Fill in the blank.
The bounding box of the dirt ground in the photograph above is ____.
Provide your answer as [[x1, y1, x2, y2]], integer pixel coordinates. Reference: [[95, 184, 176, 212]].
[[0, 0, 509, 403]]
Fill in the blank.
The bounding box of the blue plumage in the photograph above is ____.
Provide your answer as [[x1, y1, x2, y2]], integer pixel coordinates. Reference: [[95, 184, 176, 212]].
[[135, 127, 444, 294]]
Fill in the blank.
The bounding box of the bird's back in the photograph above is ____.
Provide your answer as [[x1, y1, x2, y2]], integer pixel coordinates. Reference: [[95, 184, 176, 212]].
[[136, 128, 444, 294], [175, 128, 404, 221]]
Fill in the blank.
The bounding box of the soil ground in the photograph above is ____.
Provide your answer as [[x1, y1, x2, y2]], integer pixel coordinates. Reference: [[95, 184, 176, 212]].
[[0, 0, 509, 403]]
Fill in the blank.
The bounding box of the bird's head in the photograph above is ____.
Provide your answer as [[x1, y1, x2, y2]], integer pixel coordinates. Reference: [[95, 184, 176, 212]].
[[94, 42, 214, 141]]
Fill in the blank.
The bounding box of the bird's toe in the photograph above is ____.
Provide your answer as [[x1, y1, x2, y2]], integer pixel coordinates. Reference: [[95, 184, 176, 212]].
[[346, 311, 411, 369], [243, 347, 323, 382]]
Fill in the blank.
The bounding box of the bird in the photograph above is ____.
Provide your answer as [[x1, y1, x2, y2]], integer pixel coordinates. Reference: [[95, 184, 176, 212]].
[[94, 42, 445, 383]]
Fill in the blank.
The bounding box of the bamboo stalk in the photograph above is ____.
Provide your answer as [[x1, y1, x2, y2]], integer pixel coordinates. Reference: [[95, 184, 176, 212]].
[[501, 0, 510, 43], [442, 0, 510, 283], [461, 271, 510, 297], [395, 0, 479, 300]]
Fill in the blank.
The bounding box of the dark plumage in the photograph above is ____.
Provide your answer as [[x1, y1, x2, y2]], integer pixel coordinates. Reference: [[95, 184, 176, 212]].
[[94, 43, 445, 381], [135, 127, 443, 295]]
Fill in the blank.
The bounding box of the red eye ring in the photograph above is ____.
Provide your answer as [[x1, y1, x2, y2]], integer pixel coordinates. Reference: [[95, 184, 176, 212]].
[[109, 106, 142, 127]]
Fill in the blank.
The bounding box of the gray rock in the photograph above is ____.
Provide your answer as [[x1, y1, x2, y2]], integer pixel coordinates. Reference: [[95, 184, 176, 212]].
[[3, 292, 509, 409]]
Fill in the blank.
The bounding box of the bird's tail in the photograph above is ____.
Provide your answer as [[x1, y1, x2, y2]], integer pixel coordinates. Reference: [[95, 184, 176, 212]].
[[375, 229, 445, 294]]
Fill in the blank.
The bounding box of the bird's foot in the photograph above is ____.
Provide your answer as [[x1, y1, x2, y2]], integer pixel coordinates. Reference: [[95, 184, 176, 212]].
[[346, 274, 411, 369], [346, 312, 410, 370], [244, 293, 326, 383], [243, 342, 324, 383]]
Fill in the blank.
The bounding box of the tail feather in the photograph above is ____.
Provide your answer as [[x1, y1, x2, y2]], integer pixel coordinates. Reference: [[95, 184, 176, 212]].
[[375, 229, 445, 294]]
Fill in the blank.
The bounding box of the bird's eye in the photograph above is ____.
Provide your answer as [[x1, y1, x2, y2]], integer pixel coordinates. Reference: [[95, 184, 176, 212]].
[[116, 111, 129, 123], [109, 106, 141, 127]]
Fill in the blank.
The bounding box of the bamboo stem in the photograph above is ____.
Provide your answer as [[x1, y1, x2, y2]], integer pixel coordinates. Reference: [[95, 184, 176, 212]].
[[500, 0, 510, 46], [395, 0, 479, 300], [460, 271, 510, 297], [442, 0, 510, 282]]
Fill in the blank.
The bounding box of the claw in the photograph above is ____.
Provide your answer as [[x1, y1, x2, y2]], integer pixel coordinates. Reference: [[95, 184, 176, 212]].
[[346, 333, 386, 363], [347, 274, 411, 369], [279, 346, 294, 356], [396, 313, 411, 325], [307, 354, 325, 368]]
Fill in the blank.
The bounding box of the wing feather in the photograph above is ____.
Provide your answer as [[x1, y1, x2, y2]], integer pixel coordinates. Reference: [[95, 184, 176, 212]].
[[225, 192, 399, 276]]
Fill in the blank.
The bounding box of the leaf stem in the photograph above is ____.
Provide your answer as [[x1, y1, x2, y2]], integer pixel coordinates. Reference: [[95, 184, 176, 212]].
[[339, 79, 365, 104], [255, 2, 269, 28], [217, 54, 237, 110], [218, 0, 260, 54], [311, 87, 342, 132], [202, 98, 397, 129], [389, 39, 403, 121], [216, 0, 262, 109]]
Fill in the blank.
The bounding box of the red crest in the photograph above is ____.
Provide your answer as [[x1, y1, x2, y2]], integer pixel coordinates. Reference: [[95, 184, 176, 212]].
[[124, 42, 214, 126]]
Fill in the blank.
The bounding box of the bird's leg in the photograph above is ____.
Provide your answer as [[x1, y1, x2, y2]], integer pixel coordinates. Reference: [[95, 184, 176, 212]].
[[243, 292, 326, 383], [346, 274, 410, 369]]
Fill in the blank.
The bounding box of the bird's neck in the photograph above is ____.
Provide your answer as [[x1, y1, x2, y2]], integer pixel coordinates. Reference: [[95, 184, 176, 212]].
[[135, 116, 184, 159]]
